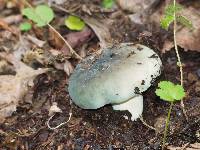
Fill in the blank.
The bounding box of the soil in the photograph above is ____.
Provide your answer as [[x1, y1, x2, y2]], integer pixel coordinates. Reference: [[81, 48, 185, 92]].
[[0, 0, 200, 150]]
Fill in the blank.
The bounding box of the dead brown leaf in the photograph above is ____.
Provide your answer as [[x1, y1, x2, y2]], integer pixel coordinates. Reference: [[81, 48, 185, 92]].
[[117, 0, 159, 13], [0, 0, 5, 11], [148, 2, 200, 53], [64, 27, 93, 49], [0, 53, 48, 122], [13, 36, 31, 60], [2, 14, 22, 25], [48, 0, 67, 5], [48, 102, 62, 116], [162, 7, 200, 52], [83, 17, 111, 48], [26, 35, 46, 48], [0, 19, 18, 35], [48, 27, 64, 49], [54, 60, 74, 76], [60, 27, 93, 55]]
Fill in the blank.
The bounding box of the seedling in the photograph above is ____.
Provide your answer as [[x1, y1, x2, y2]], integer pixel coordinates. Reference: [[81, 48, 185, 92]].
[[157, 0, 192, 149], [160, 2, 192, 30], [156, 81, 185, 149], [156, 81, 185, 102], [102, 0, 115, 9], [65, 15, 85, 31], [19, 22, 32, 31], [22, 4, 54, 27]]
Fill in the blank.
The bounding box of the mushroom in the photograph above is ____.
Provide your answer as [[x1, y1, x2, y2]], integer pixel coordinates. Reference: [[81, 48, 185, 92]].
[[68, 43, 162, 121]]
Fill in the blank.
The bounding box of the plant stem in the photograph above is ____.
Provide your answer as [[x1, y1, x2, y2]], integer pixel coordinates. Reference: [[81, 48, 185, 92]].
[[162, 0, 187, 150], [162, 102, 173, 150], [173, 0, 187, 119], [22, 0, 82, 60], [162, 1, 186, 149], [47, 24, 82, 60], [173, 0, 183, 87]]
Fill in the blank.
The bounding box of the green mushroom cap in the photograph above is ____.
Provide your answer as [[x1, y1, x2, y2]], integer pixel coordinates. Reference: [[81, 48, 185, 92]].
[[68, 43, 162, 109]]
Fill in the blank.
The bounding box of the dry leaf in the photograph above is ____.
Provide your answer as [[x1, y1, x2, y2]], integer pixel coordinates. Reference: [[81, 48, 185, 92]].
[[0, 0, 5, 11], [0, 53, 48, 122], [63, 60, 74, 76], [174, 7, 200, 51], [48, 0, 67, 5], [162, 7, 200, 52], [117, 0, 158, 13], [13, 36, 31, 60], [2, 14, 22, 25], [83, 17, 111, 48], [26, 35, 46, 48], [48, 102, 62, 116], [60, 27, 93, 56], [0, 19, 18, 35], [48, 27, 64, 49], [65, 27, 93, 49], [54, 60, 74, 76]]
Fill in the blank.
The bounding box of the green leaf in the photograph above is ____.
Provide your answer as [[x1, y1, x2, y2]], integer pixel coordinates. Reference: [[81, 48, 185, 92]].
[[22, 5, 54, 27], [160, 2, 183, 30], [177, 15, 193, 29], [165, 3, 183, 16], [22, 8, 39, 24], [155, 81, 185, 102], [65, 15, 85, 31], [102, 0, 115, 9], [160, 15, 174, 30], [19, 22, 32, 31]]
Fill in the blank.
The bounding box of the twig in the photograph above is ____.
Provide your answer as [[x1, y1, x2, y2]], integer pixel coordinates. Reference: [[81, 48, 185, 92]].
[[22, 0, 82, 60], [47, 112, 72, 130], [139, 116, 156, 131]]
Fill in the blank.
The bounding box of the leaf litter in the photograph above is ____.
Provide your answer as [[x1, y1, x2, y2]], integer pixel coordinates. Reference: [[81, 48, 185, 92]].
[[0, 53, 48, 122], [0, 0, 200, 149]]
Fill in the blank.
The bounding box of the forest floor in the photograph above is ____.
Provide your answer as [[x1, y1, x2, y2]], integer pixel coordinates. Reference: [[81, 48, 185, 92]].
[[0, 0, 199, 149]]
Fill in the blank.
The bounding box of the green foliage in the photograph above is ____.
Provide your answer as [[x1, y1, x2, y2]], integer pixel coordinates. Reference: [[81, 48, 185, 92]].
[[161, 15, 174, 30], [156, 81, 185, 102], [165, 3, 183, 16], [102, 0, 115, 9], [19, 22, 32, 31], [22, 5, 54, 27], [160, 2, 192, 30], [176, 15, 193, 28], [65, 15, 85, 31]]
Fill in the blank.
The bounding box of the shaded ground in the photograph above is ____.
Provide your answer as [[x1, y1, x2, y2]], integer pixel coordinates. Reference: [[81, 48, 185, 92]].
[[0, 0, 200, 150]]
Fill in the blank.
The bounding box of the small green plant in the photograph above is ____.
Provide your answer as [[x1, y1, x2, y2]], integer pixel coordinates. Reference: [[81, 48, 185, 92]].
[[160, 2, 192, 30], [156, 81, 185, 149], [156, 81, 185, 102], [19, 22, 32, 31], [102, 0, 115, 9], [65, 15, 85, 31], [157, 0, 193, 149], [22, 4, 54, 27]]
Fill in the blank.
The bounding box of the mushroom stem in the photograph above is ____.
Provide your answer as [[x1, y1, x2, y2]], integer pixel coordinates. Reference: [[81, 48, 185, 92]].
[[112, 95, 143, 121]]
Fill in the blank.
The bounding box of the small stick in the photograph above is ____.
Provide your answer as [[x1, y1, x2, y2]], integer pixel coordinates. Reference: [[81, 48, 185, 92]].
[[47, 112, 72, 130], [139, 116, 156, 131]]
